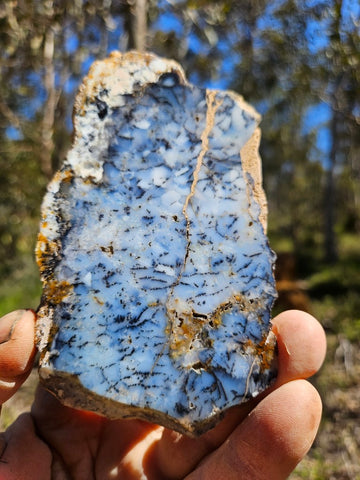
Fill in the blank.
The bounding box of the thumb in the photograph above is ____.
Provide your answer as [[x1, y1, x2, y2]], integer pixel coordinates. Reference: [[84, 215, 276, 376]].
[[0, 310, 36, 405]]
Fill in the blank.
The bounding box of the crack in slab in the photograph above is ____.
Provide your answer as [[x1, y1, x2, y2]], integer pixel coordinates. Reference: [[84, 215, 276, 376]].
[[174, 90, 223, 292], [165, 90, 224, 359], [182, 90, 223, 233], [146, 92, 224, 381]]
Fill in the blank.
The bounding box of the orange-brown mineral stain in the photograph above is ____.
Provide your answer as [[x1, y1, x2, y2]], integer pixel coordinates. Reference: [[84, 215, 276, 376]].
[[243, 334, 276, 372], [36, 232, 60, 275], [36, 171, 73, 274], [43, 279, 72, 305], [166, 292, 247, 363], [52, 169, 74, 185], [36, 229, 73, 304], [62, 169, 74, 183], [167, 309, 210, 357], [92, 295, 105, 306], [166, 294, 274, 372], [166, 298, 232, 360]]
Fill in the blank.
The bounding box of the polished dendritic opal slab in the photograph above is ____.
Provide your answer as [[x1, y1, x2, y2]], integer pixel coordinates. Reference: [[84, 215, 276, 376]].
[[36, 51, 277, 436]]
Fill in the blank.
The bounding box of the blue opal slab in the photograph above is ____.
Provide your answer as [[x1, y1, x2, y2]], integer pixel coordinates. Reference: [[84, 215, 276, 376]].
[[36, 51, 277, 436]]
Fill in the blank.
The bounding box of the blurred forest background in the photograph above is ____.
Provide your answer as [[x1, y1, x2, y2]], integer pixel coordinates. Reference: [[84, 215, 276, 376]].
[[0, 0, 359, 478]]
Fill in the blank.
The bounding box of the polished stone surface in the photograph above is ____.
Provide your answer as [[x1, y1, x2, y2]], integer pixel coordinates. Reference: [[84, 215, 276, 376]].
[[36, 51, 277, 436]]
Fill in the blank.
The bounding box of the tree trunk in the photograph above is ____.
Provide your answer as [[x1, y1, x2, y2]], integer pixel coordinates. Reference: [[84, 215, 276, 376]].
[[126, 0, 148, 51], [40, 26, 56, 179], [350, 139, 360, 234], [324, 108, 339, 263], [323, 0, 343, 263]]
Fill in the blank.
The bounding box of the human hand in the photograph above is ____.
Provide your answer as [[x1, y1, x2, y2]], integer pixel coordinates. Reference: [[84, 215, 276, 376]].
[[0, 309, 326, 480]]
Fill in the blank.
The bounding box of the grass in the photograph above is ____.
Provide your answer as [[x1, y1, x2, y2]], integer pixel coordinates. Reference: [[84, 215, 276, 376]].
[[287, 233, 360, 479], [292, 334, 360, 479], [0, 257, 41, 317]]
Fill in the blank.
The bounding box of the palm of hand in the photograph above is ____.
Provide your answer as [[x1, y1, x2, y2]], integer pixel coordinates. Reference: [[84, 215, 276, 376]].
[[3, 385, 257, 479]]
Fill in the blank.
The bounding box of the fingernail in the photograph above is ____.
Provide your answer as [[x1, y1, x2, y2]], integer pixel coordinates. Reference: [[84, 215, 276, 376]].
[[272, 322, 291, 357], [0, 310, 26, 344]]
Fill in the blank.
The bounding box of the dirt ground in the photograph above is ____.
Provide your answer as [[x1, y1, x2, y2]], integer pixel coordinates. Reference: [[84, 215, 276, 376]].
[[290, 334, 360, 480]]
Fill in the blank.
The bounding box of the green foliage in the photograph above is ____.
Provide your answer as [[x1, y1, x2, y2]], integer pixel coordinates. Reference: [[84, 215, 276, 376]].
[[308, 234, 360, 293], [312, 292, 360, 342], [0, 257, 41, 317]]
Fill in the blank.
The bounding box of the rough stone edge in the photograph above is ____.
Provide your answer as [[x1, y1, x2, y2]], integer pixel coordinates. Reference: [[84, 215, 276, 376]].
[[73, 50, 187, 123], [38, 369, 221, 437], [39, 331, 277, 437], [35, 51, 275, 435], [241, 127, 268, 233]]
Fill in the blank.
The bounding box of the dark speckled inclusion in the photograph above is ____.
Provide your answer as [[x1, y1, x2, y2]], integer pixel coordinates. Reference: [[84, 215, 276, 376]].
[[36, 51, 277, 436]]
